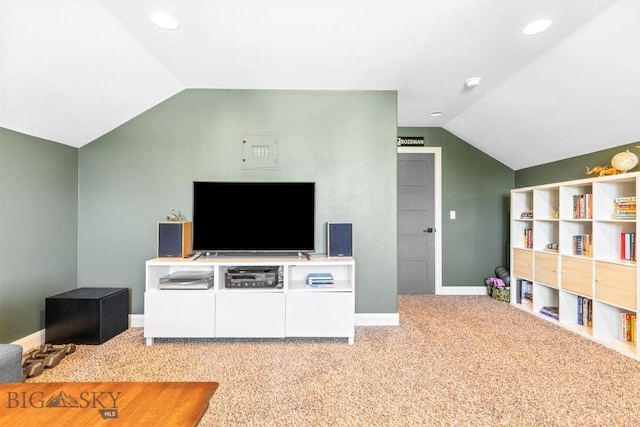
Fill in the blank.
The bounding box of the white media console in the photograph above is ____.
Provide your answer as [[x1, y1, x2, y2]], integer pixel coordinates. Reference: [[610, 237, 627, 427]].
[[144, 255, 355, 345]]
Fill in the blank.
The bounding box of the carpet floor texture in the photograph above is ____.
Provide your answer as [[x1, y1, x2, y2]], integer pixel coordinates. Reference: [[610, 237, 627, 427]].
[[27, 295, 640, 426]]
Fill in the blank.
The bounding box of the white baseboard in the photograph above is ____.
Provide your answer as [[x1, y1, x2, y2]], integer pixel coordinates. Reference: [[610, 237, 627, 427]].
[[437, 286, 487, 296], [12, 315, 143, 349], [355, 312, 400, 326], [130, 314, 144, 328], [12, 329, 44, 351], [13, 313, 402, 346]]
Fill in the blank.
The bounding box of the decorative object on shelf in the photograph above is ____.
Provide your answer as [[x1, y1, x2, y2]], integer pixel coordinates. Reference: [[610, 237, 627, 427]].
[[611, 149, 638, 173], [520, 210, 533, 219], [585, 164, 620, 177], [166, 208, 185, 222]]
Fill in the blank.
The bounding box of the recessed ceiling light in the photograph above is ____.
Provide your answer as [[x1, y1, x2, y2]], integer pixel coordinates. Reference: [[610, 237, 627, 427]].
[[464, 77, 482, 88], [150, 11, 179, 30], [429, 111, 443, 117], [522, 19, 552, 35]]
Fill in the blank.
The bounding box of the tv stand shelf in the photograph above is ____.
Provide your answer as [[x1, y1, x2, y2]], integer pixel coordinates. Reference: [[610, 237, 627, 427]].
[[144, 255, 355, 345]]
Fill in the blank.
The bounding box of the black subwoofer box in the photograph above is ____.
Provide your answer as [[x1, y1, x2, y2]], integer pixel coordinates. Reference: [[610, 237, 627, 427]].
[[45, 287, 130, 345]]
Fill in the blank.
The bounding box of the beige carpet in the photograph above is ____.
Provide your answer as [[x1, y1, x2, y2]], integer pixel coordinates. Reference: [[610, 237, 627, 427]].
[[27, 295, 640, 426]]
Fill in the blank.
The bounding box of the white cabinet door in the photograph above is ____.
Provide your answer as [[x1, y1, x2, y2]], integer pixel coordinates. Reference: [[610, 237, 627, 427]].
[[286, 292, 354, 338], [144, 290, 215, 338], [215, 292, 285, 338]]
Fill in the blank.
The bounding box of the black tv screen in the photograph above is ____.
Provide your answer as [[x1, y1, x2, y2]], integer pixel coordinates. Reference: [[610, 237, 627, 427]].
[[192, 181, 315, 253]]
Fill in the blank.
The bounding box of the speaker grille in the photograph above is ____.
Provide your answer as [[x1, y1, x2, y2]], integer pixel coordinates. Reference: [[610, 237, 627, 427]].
[[328, 222, 352, 257]]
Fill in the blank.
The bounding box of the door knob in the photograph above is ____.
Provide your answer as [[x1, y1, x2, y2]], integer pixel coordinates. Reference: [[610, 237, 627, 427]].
[[423, 228, 435, 233]]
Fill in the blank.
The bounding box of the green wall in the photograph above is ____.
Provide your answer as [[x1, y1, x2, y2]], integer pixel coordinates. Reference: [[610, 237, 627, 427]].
[[398, 128, 514, 284], [0, 128, 78, 343], [11, 87, 617, 342], [78, 89, 398, 315], [516, 142, 640, 187]]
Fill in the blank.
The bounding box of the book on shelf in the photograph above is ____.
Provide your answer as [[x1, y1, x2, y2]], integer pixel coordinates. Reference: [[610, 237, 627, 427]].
[[523, 228, 533, 249], [572, 194, 592, 219], [572, 234, 592, 256], [539, 306, 559, 321], [577, 296, 592, 327], [620, 232, 636, 261], [612, 196, 636, 219], [619, 312, 637, 343], [517, 280, 533, 305], [306, 272, 335, 288], [615, 196, 636, 203]]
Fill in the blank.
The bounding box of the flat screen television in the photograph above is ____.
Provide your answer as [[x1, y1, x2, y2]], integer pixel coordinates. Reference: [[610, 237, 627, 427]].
[[192, 181, 315, 254]]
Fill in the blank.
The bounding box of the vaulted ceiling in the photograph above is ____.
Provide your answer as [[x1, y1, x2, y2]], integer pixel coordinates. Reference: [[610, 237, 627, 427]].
[[1, 0, 639, 170]]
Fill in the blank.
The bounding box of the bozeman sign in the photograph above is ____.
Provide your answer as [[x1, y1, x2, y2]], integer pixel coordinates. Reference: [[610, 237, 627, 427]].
[[397, 137, 425, 146]]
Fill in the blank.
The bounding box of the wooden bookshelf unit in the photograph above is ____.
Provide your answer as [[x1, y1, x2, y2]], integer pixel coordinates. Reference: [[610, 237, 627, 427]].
[[511, 172, 638, 359]]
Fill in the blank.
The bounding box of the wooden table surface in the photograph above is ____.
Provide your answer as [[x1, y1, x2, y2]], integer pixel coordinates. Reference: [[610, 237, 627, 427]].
[[0, 381, 219, 426]]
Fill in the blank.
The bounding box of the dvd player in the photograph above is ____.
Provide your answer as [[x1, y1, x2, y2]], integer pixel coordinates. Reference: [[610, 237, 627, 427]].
[[159, 271, 214, 290]]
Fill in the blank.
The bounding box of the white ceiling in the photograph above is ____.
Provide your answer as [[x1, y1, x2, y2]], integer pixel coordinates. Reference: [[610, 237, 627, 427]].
[[1, 0, 639, 170]]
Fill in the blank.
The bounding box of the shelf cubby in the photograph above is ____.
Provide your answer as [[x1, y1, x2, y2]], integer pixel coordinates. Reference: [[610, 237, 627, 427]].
[[592, 176, 636, 220], [533, 187, 559, 220], [558, 220, 592, 257], [559, 291, 593, 338], [592, 301, 636, 357], [511, 219, 534, 250], [532, 220, 559, 252], [512, 248, 533, 281], [512, 190, 533, 220], [592, 220, 636, 263], [559, 183, 592, 220], [534, 251, 559, 287], [532, 282, 559, 321], [560, 255, 593, 296]]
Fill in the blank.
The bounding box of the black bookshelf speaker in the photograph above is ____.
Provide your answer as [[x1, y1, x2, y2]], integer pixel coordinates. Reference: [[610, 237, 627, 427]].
[[158, 221, 193, 257], [327, 222, 352, 258]]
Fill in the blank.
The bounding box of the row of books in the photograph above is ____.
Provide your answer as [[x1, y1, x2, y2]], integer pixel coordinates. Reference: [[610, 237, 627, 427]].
[[523, 228, 533, 249], [620, 232, 636, 261], [305, 272, 335, 288], [613, 196, 636, 220], [573, 194, 593, 219], [577, 296, 593, 327], [539, 306, 559, 321], [619, 312, 637, 343], [572, 234, 592, 256], [519, 195, 635, 221]]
